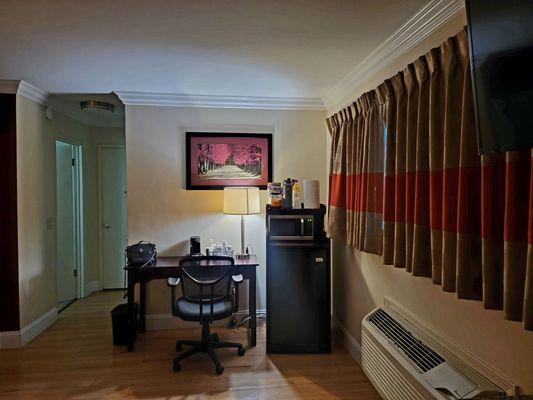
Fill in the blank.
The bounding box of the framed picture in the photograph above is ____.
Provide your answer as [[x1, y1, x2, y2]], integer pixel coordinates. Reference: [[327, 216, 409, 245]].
[[186, 132, 273, 190]]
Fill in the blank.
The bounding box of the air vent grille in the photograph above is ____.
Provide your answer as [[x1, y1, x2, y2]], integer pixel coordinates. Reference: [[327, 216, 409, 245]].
[[368, 309, 445, 373]]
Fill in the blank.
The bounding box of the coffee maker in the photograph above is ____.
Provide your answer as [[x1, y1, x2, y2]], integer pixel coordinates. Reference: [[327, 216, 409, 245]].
[[189, 236, 201, 255]]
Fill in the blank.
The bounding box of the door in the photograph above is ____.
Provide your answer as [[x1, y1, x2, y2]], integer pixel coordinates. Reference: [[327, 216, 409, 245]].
[[101, 147, 127, 289], [56, 141, 78, 309]]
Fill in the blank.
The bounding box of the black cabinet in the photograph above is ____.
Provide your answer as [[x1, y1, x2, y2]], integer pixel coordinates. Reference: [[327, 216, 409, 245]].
[[266, 206, 331, 353]]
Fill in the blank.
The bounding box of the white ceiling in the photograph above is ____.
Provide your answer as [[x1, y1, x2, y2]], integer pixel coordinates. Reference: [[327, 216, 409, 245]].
[[49, 93, 125, 127], [0, 0, 428, 100]]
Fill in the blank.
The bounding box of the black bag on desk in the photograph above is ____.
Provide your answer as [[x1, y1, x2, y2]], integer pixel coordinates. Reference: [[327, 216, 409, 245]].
[[126, 241, 156, 266]]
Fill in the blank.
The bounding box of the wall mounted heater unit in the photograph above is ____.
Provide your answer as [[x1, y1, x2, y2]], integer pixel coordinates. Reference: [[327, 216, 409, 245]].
[[362, 308, 505, 399]]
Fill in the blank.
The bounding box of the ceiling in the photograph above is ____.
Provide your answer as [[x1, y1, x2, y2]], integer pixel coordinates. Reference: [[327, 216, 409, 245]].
[[49, 93, 125, 127], [0, 0, 428, 101]]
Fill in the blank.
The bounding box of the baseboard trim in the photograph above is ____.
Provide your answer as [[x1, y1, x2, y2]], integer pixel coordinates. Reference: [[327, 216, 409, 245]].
[[332, 315, 362, 364], [0, 307, 58, 349], [85, 280, 101, 296], [146, 309, 266, 331], [20, 307, 58, 347]]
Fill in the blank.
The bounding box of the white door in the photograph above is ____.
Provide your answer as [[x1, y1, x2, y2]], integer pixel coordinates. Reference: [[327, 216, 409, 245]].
[[101, 147, 127, 289], [56, 141, 77, 307]]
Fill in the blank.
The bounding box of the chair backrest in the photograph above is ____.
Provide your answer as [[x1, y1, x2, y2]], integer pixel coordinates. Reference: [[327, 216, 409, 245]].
[[178, 256, 235, 307]]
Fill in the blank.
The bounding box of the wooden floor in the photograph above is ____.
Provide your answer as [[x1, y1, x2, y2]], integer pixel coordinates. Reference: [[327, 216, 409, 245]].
[[0, 291, 381, 399]]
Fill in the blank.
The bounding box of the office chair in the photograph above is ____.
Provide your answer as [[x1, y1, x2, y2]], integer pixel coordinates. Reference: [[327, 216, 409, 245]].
[[167, 256, 245, 374]]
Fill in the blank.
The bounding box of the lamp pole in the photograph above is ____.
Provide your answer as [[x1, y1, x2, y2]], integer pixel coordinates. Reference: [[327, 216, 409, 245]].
[[240, 214, 245, 255]]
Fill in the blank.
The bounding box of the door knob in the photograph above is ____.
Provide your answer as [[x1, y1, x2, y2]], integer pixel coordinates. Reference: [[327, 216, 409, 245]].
[[104, 224, 111, 229]]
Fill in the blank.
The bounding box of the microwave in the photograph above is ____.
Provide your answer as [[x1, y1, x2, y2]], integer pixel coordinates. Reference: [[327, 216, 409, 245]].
[[267, 214, 315, 240]]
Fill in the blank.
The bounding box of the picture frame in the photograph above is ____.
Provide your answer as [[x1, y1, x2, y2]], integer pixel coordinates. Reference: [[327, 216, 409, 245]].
[[186, 132, 273, 190]]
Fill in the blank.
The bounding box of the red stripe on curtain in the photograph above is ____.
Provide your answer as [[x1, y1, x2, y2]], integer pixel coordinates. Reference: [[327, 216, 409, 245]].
[[504, 151, 532, 243], [457, 165, 482, 236], [329, 173, 383, 213], [334, 164, 531, 237], [384, 174, 395, 221], [481, 161, 506, 241], [329, 174, 346, 208], [429, 170, 443, 230]]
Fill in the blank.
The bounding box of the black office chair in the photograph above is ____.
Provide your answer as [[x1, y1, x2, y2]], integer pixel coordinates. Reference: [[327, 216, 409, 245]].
[[167, 256, 245, 374]]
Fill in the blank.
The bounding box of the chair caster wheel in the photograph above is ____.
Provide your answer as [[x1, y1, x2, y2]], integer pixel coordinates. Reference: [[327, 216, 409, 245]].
[[238, 347, 245, 356], [211, 333, 219, 342], [176, 343, 182, 352], [215, 364, 224, 375], [172, 362, 181, 372]]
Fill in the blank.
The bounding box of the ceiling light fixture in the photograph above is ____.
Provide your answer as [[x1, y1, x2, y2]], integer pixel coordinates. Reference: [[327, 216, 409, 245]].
[[80, 100, 115, 113]]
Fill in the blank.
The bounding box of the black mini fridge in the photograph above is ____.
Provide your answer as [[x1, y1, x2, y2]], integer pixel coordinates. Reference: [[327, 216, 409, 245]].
[[266, 205, 331, 353]]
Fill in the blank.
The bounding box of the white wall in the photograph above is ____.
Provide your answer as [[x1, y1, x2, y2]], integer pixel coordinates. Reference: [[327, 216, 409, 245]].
[[327, 10, 533, 394], [125, 105, 327, 316]]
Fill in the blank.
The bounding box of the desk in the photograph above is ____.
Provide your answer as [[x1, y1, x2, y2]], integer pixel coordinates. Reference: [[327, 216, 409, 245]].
[[125, 255, 259, 352]]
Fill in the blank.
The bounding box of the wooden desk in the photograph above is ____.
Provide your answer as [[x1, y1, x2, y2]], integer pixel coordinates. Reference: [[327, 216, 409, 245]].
[[125, 255, 259, 352]]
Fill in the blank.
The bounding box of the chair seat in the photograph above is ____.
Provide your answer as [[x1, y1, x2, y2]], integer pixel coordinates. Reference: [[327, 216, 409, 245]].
[[175, 297, 234, 321]]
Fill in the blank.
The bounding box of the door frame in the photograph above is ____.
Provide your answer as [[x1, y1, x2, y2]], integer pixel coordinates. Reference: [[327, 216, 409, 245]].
[[55, 138, 85, 299], [98, 144, 127, 288]]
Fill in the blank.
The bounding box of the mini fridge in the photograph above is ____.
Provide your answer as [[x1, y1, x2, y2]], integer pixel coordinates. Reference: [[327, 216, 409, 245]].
[[266, 205, 331, 353]]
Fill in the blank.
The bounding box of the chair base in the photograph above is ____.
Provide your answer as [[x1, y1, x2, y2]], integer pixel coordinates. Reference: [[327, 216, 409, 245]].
[[173, 322, 245, 374]]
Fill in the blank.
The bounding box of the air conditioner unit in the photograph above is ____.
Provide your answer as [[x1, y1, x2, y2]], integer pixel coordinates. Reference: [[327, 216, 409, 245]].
[[362, 307, 505, 399]]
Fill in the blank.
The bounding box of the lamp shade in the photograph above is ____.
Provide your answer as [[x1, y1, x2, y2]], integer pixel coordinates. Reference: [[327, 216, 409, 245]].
[[223, 187, 260, 215]]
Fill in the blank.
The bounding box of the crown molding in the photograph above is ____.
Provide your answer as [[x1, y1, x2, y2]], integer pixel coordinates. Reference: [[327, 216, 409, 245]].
[[324, 0, 465, 114], [18, 80, 50, 105], [0, 80, 51, 105], [0, 80, 123, 127], [115, 91, 325, 110]]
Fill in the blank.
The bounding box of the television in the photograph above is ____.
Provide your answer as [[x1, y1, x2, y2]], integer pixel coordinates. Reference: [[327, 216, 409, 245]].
[[466, 0, 533, 154]]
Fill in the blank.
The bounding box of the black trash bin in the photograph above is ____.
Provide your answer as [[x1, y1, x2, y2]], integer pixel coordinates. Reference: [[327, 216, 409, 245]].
[[111, 303, 138, 346]]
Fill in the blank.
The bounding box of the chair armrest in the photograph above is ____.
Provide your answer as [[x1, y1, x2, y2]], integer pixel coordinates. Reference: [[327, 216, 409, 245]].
[[168, 277, 180, 316], [167, 277, 180, 286], [231, 275, 243, 312]]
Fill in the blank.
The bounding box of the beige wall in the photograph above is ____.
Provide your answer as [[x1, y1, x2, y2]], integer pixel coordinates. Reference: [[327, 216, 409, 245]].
[[328, 10, 533, 394], [125, 105, 327, 315], [16, 95, 124, 328]]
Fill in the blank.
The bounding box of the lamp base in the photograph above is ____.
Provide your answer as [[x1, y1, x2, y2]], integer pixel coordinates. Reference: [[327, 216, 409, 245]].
[[236, 253, 251, 260]]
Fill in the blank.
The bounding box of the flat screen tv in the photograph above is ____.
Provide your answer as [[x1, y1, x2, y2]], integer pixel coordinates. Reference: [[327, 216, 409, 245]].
[[466, 0, 533, 154]]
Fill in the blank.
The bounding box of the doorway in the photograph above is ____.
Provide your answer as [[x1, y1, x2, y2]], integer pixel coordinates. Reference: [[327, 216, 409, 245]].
[[55, 140, 84, 312], [99, 145, 127, 289]]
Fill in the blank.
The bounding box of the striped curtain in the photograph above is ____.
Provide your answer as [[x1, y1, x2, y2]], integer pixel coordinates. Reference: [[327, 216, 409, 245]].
[[327, 29, 533, 331]]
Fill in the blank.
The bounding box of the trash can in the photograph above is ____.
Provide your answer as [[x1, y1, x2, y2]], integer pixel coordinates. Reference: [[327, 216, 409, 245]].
[[111, 303, 138, 346]]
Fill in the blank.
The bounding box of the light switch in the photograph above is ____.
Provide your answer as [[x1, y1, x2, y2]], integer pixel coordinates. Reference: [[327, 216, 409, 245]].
[[46, 217, 54, 230]]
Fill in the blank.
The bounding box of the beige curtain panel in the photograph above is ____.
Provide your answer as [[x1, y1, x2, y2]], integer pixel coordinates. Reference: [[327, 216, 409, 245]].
[[327, 29, 533, 331]]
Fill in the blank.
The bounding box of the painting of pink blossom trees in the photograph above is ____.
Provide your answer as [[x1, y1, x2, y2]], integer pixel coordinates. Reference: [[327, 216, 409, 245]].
[[186, 133, 272, 190]]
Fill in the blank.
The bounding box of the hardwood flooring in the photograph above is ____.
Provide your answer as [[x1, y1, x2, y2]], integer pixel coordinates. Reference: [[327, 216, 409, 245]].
[[0, 291, 381, 399]]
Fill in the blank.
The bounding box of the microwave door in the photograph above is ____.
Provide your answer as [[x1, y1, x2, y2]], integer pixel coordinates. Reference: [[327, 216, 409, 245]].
[[268, 216, 314, 240]]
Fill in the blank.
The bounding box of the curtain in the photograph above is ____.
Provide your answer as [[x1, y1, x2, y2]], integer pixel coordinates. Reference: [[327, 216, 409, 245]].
[[327, 28, 533, 331]]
